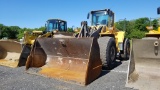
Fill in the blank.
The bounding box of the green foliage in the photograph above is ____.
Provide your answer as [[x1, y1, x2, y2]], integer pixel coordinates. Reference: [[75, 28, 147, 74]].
[[67, 27, 73, 32], [127, 29, 146, 39], [0, 17, 159, 40], [134, 17, 150, 31], [17, 27, 46, 39], [17, 29, 25, 40], [115, 17, 159, 39], [0, 25, 20, 39], [37, 27, 46, 31], [152, 19, 159, 30], [0, 24, 46, 40]]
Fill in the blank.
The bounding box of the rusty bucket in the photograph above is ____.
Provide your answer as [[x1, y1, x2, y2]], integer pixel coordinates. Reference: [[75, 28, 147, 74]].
[[26, 37, 102, 85], [126, 39, 160, 90], [0, 40, 22, 67], [0, 40, 31, 68]]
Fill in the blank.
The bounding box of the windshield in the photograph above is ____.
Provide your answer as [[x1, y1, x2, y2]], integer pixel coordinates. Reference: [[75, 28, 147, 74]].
[[59, 21, 66, 31], [46, 20, 67, 32], [91, 11, 109, 26], [46, 20, 59, 31]]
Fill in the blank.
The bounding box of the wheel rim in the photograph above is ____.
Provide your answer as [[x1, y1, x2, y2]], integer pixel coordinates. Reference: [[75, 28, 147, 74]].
[[110, 46, 116, 61]]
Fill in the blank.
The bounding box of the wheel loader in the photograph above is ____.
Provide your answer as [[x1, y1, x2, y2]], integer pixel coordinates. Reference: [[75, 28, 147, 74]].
[[126, 7, 160, 90], [75, 9, 130, 68], [0, 19, 69, 68], [24, 9, 129, 85]]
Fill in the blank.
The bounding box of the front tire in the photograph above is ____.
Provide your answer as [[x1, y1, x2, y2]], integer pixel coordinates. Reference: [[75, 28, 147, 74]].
[[98, 37, 117, 68]]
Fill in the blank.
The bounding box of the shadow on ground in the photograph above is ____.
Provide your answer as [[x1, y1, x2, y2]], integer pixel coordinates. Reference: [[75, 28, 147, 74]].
[[99, 60, 122, 77], [103, 60, 122, 70]]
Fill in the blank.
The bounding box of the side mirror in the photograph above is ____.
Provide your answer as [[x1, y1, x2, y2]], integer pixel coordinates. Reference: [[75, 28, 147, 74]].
[[87, 13, 90, 19], [157, 7, 160, 14]]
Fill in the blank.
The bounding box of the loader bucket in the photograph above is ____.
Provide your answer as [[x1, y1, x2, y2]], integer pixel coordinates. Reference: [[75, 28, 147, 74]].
[[26, 37, 102, 85], [0, 40, 31, 68], [126, 39, 160, 90], [0, 40, 22, 67]]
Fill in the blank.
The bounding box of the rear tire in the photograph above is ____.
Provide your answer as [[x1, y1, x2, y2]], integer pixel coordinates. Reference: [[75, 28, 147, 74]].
[[98, 37, 117, 68], [121, 38, 130, 60]]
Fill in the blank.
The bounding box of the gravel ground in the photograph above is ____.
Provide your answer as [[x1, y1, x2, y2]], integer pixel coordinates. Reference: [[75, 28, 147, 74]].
[[0, 60, 137, 90]]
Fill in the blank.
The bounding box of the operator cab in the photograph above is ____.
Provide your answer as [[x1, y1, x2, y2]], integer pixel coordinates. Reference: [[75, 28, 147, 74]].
[[46, 19, 67, 32], [87, 9, 114, 27]]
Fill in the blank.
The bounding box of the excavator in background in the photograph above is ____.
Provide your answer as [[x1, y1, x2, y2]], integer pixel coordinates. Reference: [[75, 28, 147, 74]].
[[0, 19, 69, 68], [126, 7, 160, 90], [25, 9, 129, 85]]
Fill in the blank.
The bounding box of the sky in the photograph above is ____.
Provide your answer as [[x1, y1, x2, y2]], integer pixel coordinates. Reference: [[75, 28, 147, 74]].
[[0, 0, 160, 28]]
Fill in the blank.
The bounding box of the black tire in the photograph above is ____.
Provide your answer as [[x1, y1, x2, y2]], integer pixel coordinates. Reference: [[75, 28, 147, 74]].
[[18, 45, 31, 67], [98, 37, 117, 68], [121, 38, 130, 60]]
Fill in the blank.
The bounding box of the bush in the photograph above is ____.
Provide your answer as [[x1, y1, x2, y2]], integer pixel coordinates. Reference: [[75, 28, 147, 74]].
[[127, 29, 146, 39]]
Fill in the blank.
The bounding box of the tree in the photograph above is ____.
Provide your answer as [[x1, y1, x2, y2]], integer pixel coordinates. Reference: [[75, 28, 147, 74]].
[[152, 19, 159, 30], [1, 26, 9, 38], [8, 26, 20, 39], [67, 27, 73, 32], [38, 26, 46, 31], [115, 20, 135, 39], [0, 16, 156, 40], [17, 28, 33, 39], [115, 20, 128, 31], [0, 24, 4, 37], [115, 17, 156, 39], [127, 29, 146, 39], [134, 17, 150, 31]]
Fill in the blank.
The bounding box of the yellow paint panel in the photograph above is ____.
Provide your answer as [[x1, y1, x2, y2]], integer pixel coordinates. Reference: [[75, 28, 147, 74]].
[[115, 31, 125, 43]]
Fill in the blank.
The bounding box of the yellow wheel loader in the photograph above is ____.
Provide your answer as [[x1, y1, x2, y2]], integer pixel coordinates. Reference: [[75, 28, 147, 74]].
[[75, 9, 130, 68], [126, 7, 160, 90], [25, 9, 129, 85], [25, 19, 102, 85], [0, 19, 69, 68]]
